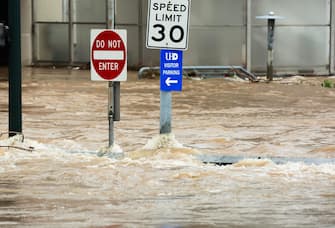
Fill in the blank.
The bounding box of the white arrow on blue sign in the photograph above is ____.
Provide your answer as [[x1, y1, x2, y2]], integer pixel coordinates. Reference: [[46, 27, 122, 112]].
[[160, 49, 183, 92]]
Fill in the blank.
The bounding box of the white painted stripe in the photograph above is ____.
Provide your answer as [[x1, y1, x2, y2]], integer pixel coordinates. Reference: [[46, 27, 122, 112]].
[[93, 50, 124, 60]]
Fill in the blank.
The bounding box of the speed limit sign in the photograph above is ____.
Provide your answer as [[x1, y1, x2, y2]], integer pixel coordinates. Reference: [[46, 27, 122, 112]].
[[146, 0, 191, 50]]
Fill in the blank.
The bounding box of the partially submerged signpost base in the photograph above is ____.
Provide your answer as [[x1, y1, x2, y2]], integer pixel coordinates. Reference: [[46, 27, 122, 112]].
[[146, 0, 190, 145], [159, 50, 183, 135], [90, 29, 127, 152], [160, 91, 172, 134], [108, 81, 121, 147]]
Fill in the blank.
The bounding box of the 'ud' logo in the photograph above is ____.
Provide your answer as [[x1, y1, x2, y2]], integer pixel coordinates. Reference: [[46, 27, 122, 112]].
[[165, 52, 179, 61]]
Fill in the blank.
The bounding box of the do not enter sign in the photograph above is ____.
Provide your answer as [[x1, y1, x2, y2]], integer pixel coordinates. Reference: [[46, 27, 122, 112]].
[[91, 29, 127, 81]]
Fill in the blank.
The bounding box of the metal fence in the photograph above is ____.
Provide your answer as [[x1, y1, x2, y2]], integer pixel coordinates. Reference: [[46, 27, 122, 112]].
[[32, 0, 334, 74]]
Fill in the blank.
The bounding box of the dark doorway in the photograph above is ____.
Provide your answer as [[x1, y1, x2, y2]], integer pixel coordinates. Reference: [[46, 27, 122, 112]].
[[0, 0, 8, 65]]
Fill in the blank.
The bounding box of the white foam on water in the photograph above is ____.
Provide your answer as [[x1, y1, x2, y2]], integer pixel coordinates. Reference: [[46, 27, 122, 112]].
[[103, 144, 123, 153], [279, 162, 335, 176], [0, 135, 92, 161], [143, 133, 183, 150], [97, 143, 124, 158], [120, 133, 205, 168]]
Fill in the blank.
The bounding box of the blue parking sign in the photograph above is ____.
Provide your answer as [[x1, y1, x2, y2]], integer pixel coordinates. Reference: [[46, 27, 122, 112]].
[[160, 50, 183, 92]]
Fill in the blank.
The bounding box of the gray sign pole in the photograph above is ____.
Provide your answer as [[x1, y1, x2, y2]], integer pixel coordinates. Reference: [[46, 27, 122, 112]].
[[108, 83, 114, 147], [107, 0, 121, 147], [146, 0, 190, 135], [160, 91, 172, 134]]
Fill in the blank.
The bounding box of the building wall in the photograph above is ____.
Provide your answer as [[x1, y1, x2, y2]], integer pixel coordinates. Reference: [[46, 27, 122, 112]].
[[114, 0, 332, 74], [250, 0, 331, 74], [21, 0, 32, 65], [28, 0, 335, 74]]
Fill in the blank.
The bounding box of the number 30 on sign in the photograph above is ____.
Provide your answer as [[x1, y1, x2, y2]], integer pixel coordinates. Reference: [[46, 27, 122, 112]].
[[146, 0, 191, 50]]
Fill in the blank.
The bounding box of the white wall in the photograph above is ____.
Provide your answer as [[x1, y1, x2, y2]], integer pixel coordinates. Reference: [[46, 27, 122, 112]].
[[21, 0, 32, 65]]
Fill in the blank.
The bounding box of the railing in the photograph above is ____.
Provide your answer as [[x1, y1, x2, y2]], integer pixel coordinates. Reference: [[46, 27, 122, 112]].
[[138, 65, 259, 82]]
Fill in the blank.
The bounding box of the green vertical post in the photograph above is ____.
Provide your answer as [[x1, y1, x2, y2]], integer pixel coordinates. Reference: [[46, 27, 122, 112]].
[[8, 0, 22, 136]]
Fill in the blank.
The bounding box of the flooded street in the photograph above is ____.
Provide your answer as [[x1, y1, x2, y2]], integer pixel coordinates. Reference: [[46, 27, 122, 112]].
[[0, 67, 335, 227]]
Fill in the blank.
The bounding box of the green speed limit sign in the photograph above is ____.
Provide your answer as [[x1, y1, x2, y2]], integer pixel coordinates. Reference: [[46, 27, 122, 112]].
[[146, 0, 191, 50]]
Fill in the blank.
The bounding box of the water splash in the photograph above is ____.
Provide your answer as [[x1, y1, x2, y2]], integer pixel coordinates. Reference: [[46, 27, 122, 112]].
[[0, 135, 34, 153], [143, 133, 183, 150], [97, 144, 124, 159]]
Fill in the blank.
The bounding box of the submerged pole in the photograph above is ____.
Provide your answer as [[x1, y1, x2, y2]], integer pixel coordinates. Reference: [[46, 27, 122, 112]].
[[107, 0, 119, 147], [108, 81, 120, 146], [160, 91, 172, 134], [8, 0, 22, 137], [108, 83, 114, 147]]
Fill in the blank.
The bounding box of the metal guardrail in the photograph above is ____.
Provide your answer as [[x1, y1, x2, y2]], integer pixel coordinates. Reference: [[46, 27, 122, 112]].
[[138, 66, 259, 82]]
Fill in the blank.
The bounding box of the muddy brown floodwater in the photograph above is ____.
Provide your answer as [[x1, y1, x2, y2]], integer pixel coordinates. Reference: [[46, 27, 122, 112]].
[[0, 67, 335, 227]]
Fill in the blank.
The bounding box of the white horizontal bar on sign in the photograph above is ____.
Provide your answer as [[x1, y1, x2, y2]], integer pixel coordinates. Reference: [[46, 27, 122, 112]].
[[93, 50, 124, 60]]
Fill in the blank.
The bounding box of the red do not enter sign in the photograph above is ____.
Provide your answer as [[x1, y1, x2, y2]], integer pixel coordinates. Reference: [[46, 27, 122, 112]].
[[90, 29, 127, 81]]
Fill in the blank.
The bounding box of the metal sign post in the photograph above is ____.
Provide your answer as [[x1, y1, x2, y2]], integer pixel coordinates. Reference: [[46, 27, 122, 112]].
[[159, 49, 183, 134], [108, 81, 120, 146], [108, 0, 116, 147], [256, 12, 284, 81], [90, 29, 126, 148], [109, 0, 120, 148], [91, 0, 126, 149], [160, 91, 172, 134], [147, 0, 190, 135]]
